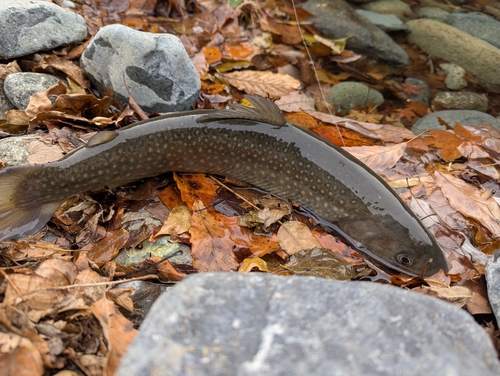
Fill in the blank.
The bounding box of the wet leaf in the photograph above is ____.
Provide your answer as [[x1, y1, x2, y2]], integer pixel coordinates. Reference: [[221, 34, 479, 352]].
[[343, 143, 406, 173], [238, 257, 270, 273], [189, 200, 239, 272], [152, 202, 191, 239], [277, 221, 321, 255], [284, 247, 365, 280]]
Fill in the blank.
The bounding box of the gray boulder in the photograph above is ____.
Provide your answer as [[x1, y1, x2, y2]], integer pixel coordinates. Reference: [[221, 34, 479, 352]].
[[80, 24, 200, 113], [0, 0, 87, 59], [406, 19, 500, 92], [412, 110, 500, 133], [4, 72, 62, 110], [447, 12, 500, 49], [118, 273, 500, 376], [301, 0, 410, 66]]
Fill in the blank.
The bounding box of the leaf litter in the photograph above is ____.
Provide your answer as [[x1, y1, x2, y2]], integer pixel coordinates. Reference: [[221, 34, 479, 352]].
[[0, 0, 499, 373]]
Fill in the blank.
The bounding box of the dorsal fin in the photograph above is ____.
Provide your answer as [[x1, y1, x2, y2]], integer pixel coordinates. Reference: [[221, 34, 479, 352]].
[[86, 131, 119, 148], [197, 95, 287, 126]]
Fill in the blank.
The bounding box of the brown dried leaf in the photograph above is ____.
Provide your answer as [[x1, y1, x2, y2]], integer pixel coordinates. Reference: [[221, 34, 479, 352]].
[[435, 171, 500, 236], [0, 332, 44, 376], [91, 297, 138, 376], [25, 82, 68, 119], [275, 91, 316, 112], [277, 221, 321, 255], [220, 71, 300, 99], [83, 229, 129, 265], [343, 143, 406, 173], [189, 200, 239, 272], [38, 54, 90, 89]]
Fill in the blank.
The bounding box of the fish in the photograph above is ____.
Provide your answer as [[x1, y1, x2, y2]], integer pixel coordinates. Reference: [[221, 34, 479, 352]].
[[0, 95, 448, 276]]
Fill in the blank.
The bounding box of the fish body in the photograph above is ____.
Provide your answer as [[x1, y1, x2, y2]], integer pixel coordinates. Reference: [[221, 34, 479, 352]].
[[0, 96, 448, 276]]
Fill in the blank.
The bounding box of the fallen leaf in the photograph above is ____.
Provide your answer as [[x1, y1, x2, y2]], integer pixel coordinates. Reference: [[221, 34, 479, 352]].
[[220, 70, 300, 99], [238, 257, 270, 273], [91, 297, 138, 376], [435, 171, 500, 236], [275, 91, 316, 112], [343, 143, 406, 173], [151, 202, 191, 240], [277, 221, 321, 255], [189, 200, 239, 272]]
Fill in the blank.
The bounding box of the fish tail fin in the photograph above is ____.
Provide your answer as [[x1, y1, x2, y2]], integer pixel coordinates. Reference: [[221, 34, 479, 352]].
[[0, 165, 63, 241]]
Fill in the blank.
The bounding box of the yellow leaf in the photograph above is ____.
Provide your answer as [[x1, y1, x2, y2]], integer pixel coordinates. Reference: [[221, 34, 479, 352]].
[[219, 71, 300, 99]]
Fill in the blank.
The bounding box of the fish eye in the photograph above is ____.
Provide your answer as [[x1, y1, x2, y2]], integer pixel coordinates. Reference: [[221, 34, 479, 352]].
[[396, 252, 414, 266]]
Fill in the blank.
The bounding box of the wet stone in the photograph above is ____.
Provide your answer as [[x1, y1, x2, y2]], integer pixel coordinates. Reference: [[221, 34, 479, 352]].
[[439, 63, 468, 91]]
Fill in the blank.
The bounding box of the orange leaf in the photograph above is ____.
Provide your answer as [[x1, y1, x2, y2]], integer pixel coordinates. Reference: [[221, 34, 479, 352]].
[[91, 297, 138, 376], [224, 44, 254, 59], [202, 46, 222, 65], [174, 173, 217, 210]]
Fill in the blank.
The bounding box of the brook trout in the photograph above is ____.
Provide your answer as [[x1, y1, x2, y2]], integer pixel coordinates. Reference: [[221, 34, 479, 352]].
[[0, 95, 447, 276]]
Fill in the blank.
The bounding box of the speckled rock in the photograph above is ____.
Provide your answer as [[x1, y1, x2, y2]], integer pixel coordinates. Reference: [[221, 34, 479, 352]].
[[433, 92, 488, 112], [360, 0, 413, 21], [118, 273, 500, 376], [439, 63, 468, 90], [80, 24, 200, 113], [0, 85, 15, 119], [0, 0, 87, 59], [301, 0, 410, 66], [355, 9, 406, 31], [328, 81, 384, 113], [447, 12, 500, 49], [406, 19, 500, 92], [412, 110, 500, 133], [3, 73, 62, 110]]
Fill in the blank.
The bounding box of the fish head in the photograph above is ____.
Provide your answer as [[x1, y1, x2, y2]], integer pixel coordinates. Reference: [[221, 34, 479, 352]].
[[338, 215, 447, 277]]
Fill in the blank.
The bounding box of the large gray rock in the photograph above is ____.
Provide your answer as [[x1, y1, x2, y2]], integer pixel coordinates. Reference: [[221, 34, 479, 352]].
[[80, 25, 200, 113], [406, 19, 500, 92], [486, 250, 500, 324], [118, 273, 500, 376], [3, 73, 62, 110], [301, 0, 410, 66], [0, 0, 87, 59], [412, 110, 500, 133], [447, 12, 500, 49]]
